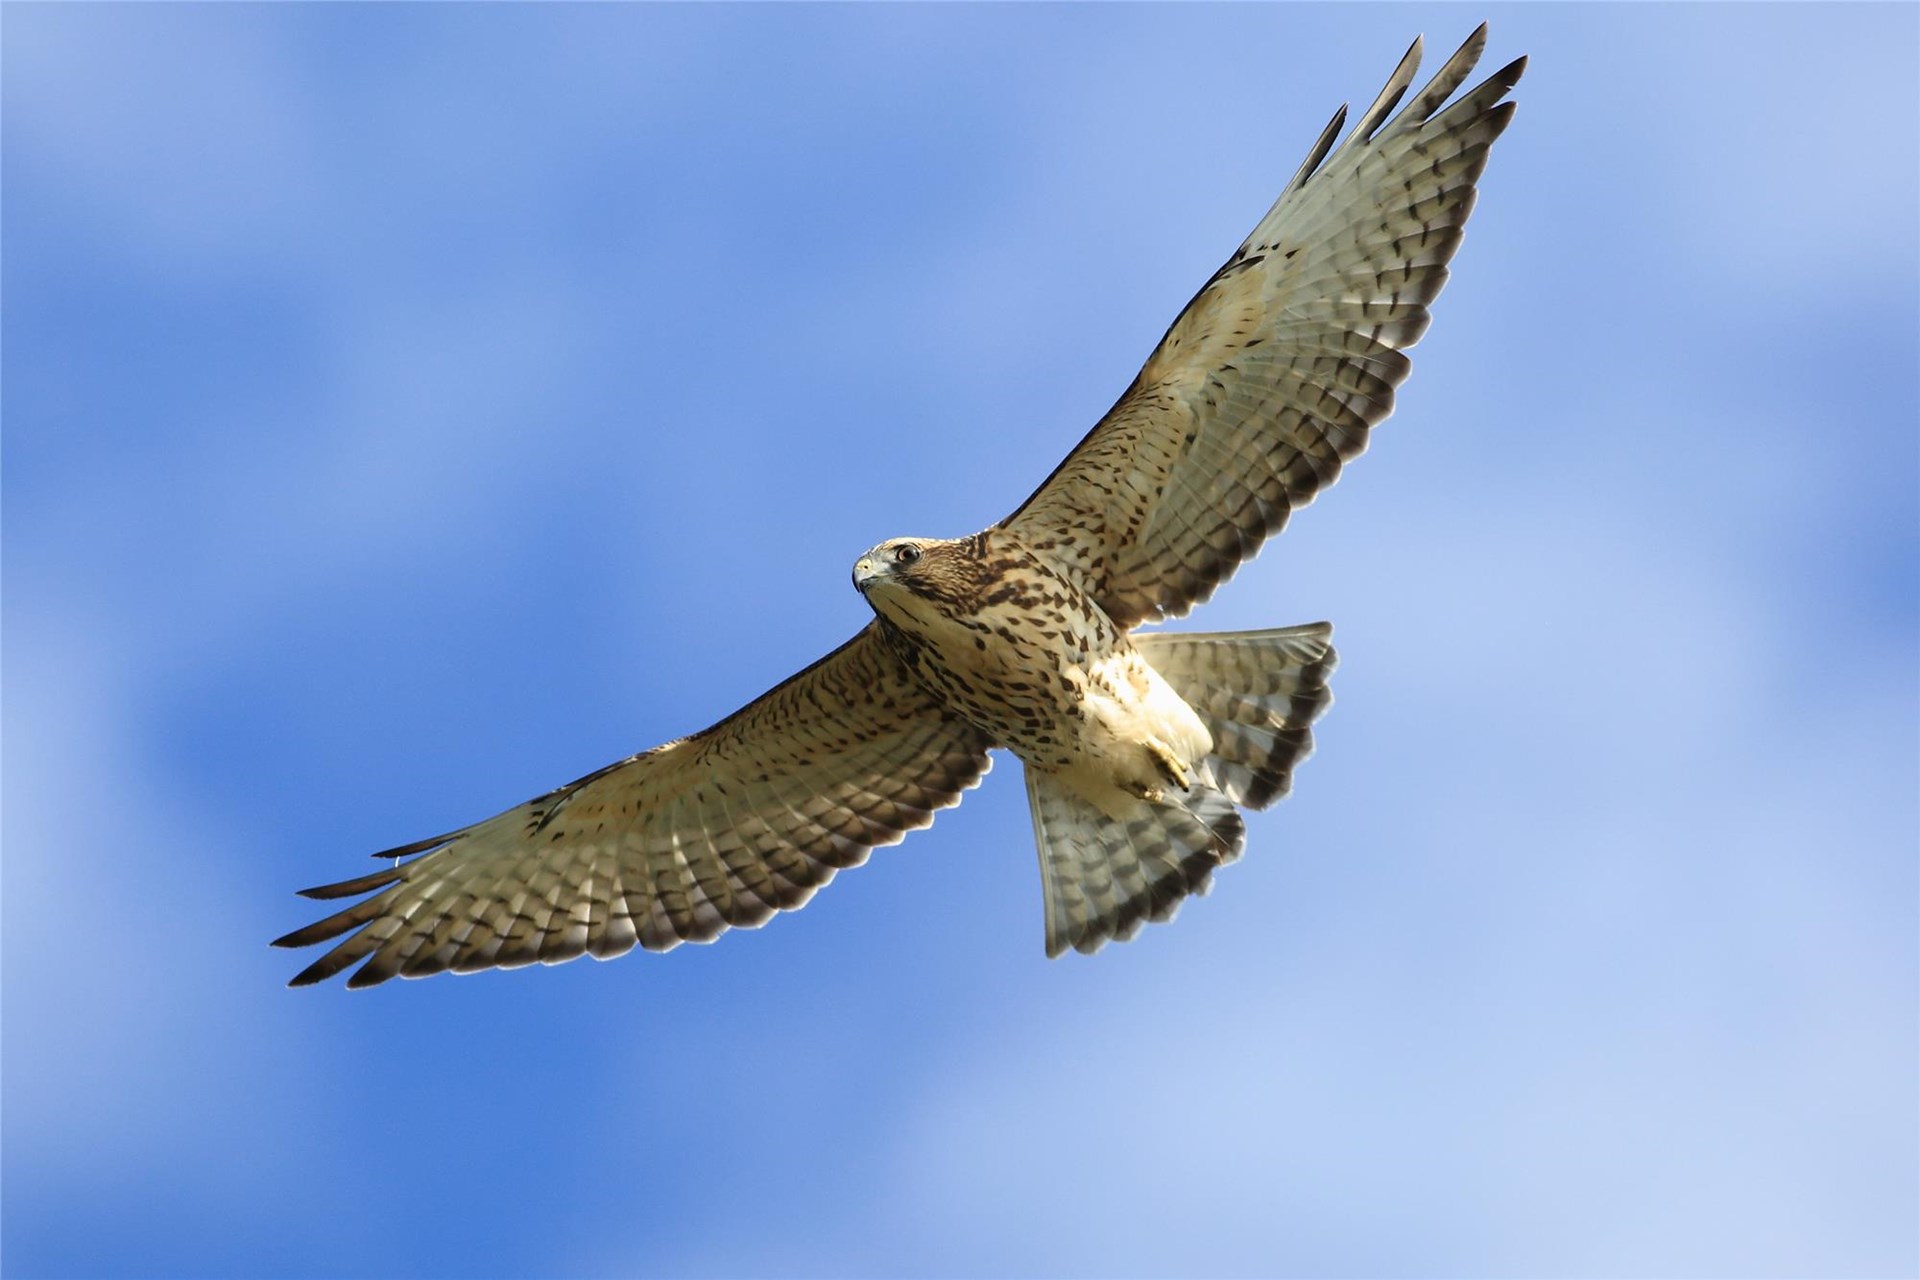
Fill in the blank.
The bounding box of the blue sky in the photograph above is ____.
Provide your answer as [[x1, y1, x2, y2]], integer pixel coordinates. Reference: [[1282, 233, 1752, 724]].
[[4, 5, 1915, 1277]]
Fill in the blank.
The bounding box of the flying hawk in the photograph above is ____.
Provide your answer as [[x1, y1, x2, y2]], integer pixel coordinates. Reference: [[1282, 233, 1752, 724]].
[[277, 28, 1523, 987]]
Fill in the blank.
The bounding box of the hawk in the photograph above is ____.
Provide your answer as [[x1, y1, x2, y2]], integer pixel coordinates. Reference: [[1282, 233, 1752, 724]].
[[277, 28, 1523, 987]]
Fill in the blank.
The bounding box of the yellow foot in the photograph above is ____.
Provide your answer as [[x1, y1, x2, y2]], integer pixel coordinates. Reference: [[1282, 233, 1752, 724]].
[[1145, 740, 1193, 794]]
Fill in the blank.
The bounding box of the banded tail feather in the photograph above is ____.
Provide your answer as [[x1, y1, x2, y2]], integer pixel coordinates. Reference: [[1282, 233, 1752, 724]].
[[1025, 623, 1336, 956], [1133, 623, 1337, 811]]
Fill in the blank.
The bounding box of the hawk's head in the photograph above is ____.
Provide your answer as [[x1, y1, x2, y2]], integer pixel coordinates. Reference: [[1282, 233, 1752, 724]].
[[853, 536, 989, 623]]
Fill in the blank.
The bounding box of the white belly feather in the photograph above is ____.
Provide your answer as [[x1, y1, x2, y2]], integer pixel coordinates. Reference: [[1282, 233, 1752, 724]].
[[1055, 650, 1214, 820]]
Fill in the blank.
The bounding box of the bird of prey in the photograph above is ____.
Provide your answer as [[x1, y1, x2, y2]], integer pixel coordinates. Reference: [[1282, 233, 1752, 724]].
[[277, 27, 1523, 988]]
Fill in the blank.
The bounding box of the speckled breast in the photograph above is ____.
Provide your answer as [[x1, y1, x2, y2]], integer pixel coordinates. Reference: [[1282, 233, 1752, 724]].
[[875, 534, 1124, 771]]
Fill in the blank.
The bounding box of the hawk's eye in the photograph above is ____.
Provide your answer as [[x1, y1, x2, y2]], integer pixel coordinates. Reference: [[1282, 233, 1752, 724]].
[[893, 544, 921, 566]]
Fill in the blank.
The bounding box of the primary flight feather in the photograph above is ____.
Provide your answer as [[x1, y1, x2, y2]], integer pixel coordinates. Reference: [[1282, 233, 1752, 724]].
[[277, 27, 1524, 987]]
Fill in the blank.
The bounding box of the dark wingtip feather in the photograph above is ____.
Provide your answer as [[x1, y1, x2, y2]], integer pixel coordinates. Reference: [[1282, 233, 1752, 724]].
[[369, 831, 458, 861], [273, 918, 329, 949], [1285, 103, 1349, 194], [288, 947, 360, 987], [1382, 24, 1496, 136], [274, 913, 362, 951], [275, 879, 407, 952], [344, 963, 396, 991], [296, 864, 407, 901], [1467, 55, 1528, 113], [1347, 34, 1424, 147]]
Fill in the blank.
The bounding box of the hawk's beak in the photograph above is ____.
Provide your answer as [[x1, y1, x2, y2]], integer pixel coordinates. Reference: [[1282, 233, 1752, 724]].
[[853, 556, 880, 592]]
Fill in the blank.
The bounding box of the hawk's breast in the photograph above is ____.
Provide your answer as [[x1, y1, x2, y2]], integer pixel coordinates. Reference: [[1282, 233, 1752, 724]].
[[870, 532, 1208, 793]]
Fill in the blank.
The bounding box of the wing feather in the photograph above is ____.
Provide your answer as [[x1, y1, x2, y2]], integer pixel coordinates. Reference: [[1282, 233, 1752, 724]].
[[275, 626, 991, 987], [1002, 27, 1523, 626]]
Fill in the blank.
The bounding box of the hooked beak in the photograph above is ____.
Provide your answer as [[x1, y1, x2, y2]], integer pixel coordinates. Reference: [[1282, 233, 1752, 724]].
[[853, 556, 881, 592]]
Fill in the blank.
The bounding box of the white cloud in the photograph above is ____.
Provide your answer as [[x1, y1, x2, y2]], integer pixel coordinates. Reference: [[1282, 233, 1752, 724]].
[[831, 469, 1914, 1276], [5, 6, 1912, 1274], [855, 704, 1913, 1276]]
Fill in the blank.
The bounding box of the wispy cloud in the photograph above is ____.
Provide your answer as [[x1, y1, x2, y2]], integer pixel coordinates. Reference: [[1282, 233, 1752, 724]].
[[5, 5, 1913, 1277]]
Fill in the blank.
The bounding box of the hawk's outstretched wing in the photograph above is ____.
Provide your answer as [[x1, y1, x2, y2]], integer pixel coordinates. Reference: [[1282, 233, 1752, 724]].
[[274, 627, 992, 987], [1002, 27, 1524, 627]]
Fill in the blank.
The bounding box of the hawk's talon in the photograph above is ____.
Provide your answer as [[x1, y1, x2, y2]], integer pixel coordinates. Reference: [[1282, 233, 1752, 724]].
[[1147, 740, 1194, 795]]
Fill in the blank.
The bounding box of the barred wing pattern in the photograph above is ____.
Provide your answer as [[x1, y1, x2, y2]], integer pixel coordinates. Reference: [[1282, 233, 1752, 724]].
[[1003, 27, 1524, 627], [275, 627, 992, 987]]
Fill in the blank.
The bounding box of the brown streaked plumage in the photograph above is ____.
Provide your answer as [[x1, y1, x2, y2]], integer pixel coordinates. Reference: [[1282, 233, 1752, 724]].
[[277, 28, 1523, 985]]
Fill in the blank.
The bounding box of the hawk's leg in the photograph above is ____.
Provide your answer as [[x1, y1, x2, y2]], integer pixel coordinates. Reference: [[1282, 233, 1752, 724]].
[[1142, 739, 1194, 800]]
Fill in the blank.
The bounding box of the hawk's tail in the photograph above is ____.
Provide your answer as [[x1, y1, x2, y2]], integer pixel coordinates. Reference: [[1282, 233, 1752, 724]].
[[1133, 623, 1337, 812], [1024, 623, 1336, 957]]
